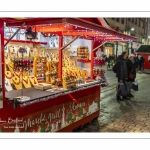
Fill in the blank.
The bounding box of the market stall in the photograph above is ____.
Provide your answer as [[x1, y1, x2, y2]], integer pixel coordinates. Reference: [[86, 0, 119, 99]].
[[136, 45, 150, 70], [0, 18, 137, 132]]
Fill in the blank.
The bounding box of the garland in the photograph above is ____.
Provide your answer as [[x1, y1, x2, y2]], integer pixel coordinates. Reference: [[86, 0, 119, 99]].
[[23, 78, 29, 84], [31, 77, 37, 84], [12, 78, 21, 85], [8, 62, 14, 69], [5, 72, 13, 79], [14, 72, 20, 78]]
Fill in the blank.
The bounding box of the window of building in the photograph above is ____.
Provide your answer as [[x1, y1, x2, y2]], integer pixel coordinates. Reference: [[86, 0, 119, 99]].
[[132, 18, 134, 23], [131, 33, 135, 36], [142, 21, 145, 29], [139, 19, 141, 27], [112, 18, 115, 20], [121, 18, 124, 24], [116, 18, 119, 22], [128, 18, 131, 22], [145, 27, 147, 34], [138, 36, 142, 43], [135, 18, 137, 25]]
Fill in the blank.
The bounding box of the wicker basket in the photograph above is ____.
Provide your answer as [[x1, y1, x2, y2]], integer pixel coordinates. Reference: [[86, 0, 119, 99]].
[[34, 83, 51, 90]]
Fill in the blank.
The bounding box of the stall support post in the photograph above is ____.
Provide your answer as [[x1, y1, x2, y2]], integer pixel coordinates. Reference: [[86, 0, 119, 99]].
[[90, 41, 94, 80], [131, 42, 133, 54], [58, 36, 63, 80], [116, 41, 118, 62], [0, 21, 5, 106], [126, 42, 129, 55]]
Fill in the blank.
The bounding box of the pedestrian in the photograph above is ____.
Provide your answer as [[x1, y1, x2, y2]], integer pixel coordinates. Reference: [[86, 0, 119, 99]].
[[108, 54, 112, 61], [105, 56, 108, 66], [107, 55, 111, 68], [111, 55, 115, 61], [117, 55, 121, 61], [134, 55, 140, 69], [139, 56, 145, 71], [114, 55, 116, 62], [116, 51, 129, 101], [126, 54, 136, 98]]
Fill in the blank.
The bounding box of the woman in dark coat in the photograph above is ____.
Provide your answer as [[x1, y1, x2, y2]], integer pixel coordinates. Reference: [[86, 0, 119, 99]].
[[126, 54, 136, 97]]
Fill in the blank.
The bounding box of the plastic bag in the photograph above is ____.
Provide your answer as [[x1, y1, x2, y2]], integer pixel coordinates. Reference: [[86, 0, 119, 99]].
[[131, 81, 138, 91], [117, 82, 128, 96]]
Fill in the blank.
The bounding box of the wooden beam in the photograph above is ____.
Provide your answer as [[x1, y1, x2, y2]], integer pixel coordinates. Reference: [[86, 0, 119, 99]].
[[93, 42, 107, 51], [4, 22, 25, 47], [91, 41, 94, 80], [59, 35, 80, 51], [37, 26, 75, 32], [58, 36, 63, 80]]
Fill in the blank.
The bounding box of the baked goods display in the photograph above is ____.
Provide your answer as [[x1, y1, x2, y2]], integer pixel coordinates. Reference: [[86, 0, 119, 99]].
[[94, 48, 105, 66], [77, 46, 90, 62], [4, 42, 105, 92], [34, 57, 47, 82], [62, 58, 89, 89], [34, 83, 51, 90], [4, 44, 59, 91], [13, 58, 34, 72], [22, 76, 31, 88], [94, 57, 105, 66]]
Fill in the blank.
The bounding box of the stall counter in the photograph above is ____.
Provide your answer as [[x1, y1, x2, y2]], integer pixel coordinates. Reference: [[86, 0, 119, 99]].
[[0, 82, 101, 132]]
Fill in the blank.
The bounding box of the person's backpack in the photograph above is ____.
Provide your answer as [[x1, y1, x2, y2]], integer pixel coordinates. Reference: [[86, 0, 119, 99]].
[[113, 60, 119, 73]]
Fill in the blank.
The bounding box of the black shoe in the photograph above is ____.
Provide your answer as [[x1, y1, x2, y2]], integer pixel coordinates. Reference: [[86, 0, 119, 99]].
[[117, 96, 123, 101], [123, 96, 130, 100], [128, 94, 134, 98], [127, 94, 132, 98]]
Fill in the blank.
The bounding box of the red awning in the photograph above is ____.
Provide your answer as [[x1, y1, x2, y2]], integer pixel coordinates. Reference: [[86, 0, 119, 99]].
[[0, 18, 137, 42]]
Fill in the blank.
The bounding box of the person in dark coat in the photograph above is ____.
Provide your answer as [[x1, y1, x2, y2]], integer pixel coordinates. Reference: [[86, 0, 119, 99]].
[[139, 56, 145, 71], [116, 51, 129, 101], [126, 54, 136, 98], [117, 55, 121, 61], [105, 56, 108, 63], [134, 55, 140, 69], [108, 54, 112, 61]]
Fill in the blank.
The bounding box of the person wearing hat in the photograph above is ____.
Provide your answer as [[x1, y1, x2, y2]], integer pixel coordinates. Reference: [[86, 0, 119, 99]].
[[126, 54, 136, 97]]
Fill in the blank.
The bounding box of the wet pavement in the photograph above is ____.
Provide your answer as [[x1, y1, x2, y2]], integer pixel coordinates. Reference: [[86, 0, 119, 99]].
[[74, 67, 150, 132]]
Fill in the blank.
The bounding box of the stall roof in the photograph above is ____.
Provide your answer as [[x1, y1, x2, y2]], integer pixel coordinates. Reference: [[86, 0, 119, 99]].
[[0, 18, 137, 42], [136, 45, 150, 53]]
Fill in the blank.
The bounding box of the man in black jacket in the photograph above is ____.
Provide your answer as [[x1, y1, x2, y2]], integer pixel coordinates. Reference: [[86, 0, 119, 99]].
[[116, 52, 129, 101]]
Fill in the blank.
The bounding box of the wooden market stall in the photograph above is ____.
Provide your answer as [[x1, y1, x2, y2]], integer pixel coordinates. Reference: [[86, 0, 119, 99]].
[[136, 45, 150, 70], [0, 18, 137, 132]]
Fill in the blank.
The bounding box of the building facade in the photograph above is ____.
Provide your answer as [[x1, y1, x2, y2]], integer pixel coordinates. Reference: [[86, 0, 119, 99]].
[[104, 18, 148, 56]]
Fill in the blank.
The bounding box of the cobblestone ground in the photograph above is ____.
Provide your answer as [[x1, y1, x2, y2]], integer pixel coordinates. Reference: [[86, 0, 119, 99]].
[[74, 68, 150, 132]]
